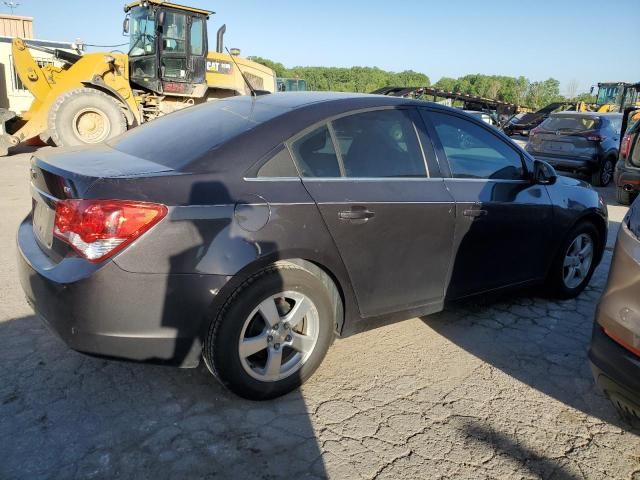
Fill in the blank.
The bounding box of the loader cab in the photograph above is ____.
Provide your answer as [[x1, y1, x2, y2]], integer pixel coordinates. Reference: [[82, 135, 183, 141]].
[[595, 82, 638, 112], [124, 1, 211, 97]]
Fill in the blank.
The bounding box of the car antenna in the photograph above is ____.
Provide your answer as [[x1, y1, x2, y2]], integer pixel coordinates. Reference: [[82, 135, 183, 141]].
[[225, 47, 257, 97]]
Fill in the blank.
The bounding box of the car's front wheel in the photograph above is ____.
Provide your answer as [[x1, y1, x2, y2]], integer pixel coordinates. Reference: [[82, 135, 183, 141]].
[[547, 222, 600, 299], [203, 263, 336, 400]]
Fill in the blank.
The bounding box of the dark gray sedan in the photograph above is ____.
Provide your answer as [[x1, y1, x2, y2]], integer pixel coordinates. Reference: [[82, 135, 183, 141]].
[[18, 92, 608, 399]]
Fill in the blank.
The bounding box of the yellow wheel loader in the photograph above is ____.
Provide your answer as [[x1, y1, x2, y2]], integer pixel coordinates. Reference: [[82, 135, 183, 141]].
[[0, 0, 276, 155], [576, 82, 640, 113]]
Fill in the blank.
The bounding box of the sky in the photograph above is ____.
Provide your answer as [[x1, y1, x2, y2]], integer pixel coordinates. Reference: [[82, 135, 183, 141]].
[[12, 0, 640, 95]]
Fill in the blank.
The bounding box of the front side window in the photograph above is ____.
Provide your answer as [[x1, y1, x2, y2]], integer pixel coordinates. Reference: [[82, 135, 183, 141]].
[[162, 12, 187, 53], [332, 109, 426, 178], [190, 17, 204, 56], [291, 125, 341, 178], [129, 7, 156, 57], [428, 111, 525, 180]]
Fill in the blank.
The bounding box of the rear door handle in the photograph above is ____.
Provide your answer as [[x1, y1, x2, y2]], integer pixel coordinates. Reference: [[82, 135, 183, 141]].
[[463, 208, 488, 217], [338, 206, 375, 222]]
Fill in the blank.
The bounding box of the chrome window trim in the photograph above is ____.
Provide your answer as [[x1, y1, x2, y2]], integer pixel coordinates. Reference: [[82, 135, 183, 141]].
[[316, 200, 455, 205], [300, 176, 447, 182], [444, 178, 530, 184], [244, 176, 301, 182]]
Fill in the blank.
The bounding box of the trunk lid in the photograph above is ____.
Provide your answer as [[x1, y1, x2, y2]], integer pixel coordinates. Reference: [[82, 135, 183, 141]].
[[31, 144, 174, 198]]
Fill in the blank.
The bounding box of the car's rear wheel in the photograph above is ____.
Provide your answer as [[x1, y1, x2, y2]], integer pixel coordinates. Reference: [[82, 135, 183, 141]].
[[616, 186, 636, 206], [547, 222, 600, 299], [203, 263, 335, 400], [591, 157, 615, 187]]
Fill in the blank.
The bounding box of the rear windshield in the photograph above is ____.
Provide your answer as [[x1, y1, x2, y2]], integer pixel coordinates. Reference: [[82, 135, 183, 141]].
[[540, 115, 600, 132], [107, 97, 285, 170]]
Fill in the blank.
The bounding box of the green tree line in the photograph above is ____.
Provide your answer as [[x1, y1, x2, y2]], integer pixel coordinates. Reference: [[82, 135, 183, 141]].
[[249, 56, 430, 93], [250, 57, 595, 109]]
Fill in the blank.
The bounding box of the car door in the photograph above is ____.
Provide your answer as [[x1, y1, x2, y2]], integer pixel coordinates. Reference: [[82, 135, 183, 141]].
[[420, 109, 554, 299], [289, 107, 456, 318]]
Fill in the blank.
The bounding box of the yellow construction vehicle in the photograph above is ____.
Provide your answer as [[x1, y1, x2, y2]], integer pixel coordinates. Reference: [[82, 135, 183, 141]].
[[0, 0, 276, 155], [577, 82, 640, 113]]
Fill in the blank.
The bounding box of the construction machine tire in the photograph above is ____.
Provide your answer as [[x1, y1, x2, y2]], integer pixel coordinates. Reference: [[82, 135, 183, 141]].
[[48, 88, 127, 147]]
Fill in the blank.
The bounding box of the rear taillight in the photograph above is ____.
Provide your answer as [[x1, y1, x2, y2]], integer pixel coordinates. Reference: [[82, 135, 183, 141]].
[[586, 133, 605, 142], [54, 199, 167, 262], [621, 133, 634, 158]]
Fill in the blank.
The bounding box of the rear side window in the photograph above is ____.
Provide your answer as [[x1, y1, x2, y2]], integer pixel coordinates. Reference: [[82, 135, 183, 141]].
[[257, 148, 298, 177], [428, 111, 524, 180], [291, 125, 341, 177], [332, 109, 426, 178]]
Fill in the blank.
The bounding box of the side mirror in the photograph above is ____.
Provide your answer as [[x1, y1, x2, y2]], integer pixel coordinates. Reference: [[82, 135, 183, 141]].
[[123, 16, 129, 35], [533, 159, 557, 185], [157, 10, 165, 27]]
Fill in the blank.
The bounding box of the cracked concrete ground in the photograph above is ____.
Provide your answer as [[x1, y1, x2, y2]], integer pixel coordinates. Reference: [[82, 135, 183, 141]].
[[1, 146, 639, 479]]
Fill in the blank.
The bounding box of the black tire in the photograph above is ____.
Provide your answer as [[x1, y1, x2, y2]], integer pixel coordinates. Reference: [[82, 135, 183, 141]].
[[203, 263, 336, 400], [591, 157, 615, 187], [48, 87, 127, 147], [616, 186, 635, 206], [546, 222, 600, 299]]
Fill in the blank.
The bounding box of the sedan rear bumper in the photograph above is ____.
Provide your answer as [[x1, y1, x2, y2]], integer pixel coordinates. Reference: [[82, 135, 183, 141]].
[[17, 215, 229, 367]]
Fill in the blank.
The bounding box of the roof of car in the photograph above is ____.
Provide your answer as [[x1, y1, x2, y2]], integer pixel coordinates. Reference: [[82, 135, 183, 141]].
[[246, 91, 428, 109]]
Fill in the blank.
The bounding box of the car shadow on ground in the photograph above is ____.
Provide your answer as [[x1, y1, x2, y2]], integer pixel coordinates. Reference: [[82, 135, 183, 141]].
[[0, 315, 325, 479], [420, 262, 639, 434]]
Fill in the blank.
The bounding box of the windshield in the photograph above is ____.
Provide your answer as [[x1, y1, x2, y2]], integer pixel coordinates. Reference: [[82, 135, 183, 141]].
[[129, 7, 155, 57], [596, 85, 620, 106], [540, 115, 600, 132]]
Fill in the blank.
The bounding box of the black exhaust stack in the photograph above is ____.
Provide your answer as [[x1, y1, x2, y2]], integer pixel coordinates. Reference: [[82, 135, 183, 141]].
[[216, 24, 226, 53]]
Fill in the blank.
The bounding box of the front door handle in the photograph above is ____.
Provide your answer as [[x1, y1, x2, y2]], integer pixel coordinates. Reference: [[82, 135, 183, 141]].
[[338, 206, 375, 222], [463, 208, 488, 217]]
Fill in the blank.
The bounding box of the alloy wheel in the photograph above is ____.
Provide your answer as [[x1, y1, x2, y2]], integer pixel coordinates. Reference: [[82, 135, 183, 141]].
[[562, 233, 594, 289], [238, 291, 319, 382]]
